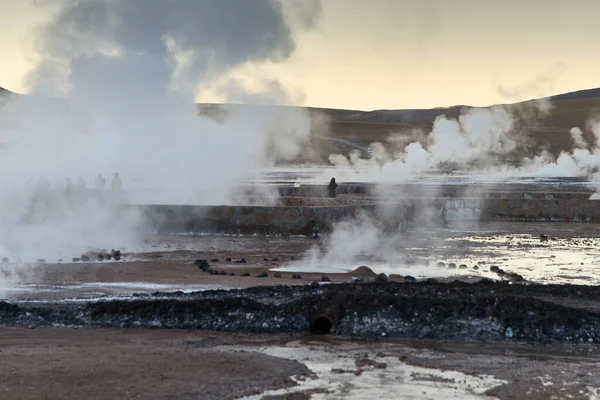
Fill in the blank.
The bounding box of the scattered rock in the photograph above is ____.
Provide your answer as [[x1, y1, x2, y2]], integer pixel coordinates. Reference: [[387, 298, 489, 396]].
[[540, 234, 549, 242], [72, 258, 80, 262], [1, 257, 8, 263], [256, 272, 268, 278], [226, 257, 232, 262], [241, 272, 251, 277], [290, 256, 297, 261], [473, 265, 479, 270], [355, 357, 378, 369], [437, 262, 445, 267], [490, 265, 500, 272], [195, 259, 210, 271], [331, 368, 354, 374], [292, 274, 302, 279], [211, 258, 219, 263], [350, 277, 364, 283], [311, 281, 320, 287], [271, 258, 278, 262], [110, 249, 121, 258], [97, 254, 104, 261], [81, 255, 90, 262], [448, 263, 457, 268], [263, 258, 269, 262], [235, 258, 247, 264], [321, 276, 331, 282], [459, 264, 468, 269], [219, 271, 227, 276], [273, 272, 282, 278], [349, 266, 376, 277], [388, 274, 404, 282], [229, 272, 235, 276], [373, 273, 388, 283], [404, 275, 416, 283], [105, 254, 112, 261]]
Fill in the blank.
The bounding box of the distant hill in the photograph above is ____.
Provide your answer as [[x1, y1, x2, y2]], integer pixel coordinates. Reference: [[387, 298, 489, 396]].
[[4, 85, 600, 160], [0, 87, 16, 97]]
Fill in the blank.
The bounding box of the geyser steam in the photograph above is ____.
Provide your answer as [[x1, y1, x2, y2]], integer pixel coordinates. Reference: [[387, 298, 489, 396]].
[[0, 0, 323, 265]]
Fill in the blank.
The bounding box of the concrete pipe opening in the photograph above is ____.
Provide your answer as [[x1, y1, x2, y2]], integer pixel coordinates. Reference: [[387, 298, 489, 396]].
[[311, 315, 332, 335]]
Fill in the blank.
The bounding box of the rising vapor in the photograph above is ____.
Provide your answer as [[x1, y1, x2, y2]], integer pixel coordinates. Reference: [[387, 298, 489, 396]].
[[0, 0, 323, 265]]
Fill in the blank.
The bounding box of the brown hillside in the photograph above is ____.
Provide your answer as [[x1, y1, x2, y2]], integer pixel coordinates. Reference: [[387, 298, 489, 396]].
[[3, 86, 600, 160]]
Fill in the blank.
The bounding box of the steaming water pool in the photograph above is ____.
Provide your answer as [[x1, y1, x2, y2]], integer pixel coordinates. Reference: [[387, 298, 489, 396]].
[[274, 222, 600, 285], [237, 345, 506, 400]]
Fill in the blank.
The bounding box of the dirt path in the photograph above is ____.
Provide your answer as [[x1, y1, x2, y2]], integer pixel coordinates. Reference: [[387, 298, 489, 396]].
[[0, 328, 308, 400], [1, 328, 599, 400]]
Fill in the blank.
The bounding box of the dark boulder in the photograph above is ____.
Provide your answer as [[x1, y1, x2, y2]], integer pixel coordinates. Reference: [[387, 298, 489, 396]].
[[195, 260, 210, 271]]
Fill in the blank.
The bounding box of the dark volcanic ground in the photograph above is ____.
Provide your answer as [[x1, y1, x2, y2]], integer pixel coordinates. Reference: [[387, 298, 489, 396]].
[[3, 280, 600, 344]]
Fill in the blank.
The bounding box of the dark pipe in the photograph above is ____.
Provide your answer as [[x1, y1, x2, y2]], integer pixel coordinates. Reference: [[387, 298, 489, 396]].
[[311, 315, 333, 335]]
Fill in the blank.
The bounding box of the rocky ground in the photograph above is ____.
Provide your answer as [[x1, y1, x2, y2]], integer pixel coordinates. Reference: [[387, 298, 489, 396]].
[[0, 328, 309, 400], [2, 222, 600, 398], [3, 280, 600, 344]]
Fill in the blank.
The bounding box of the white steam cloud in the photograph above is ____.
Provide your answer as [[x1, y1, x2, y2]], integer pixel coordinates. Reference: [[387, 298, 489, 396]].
[[302, 98, 600, 273], [0, 0, 323, 267]]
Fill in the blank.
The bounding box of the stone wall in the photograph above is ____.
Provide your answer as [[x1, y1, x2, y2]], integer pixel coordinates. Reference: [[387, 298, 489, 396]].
[[132, 204, 375, 236], [439, 198, 600, 222], [483, 199, 600, 222], [130, 197, 600, 237], [276, 184, 595, 200]]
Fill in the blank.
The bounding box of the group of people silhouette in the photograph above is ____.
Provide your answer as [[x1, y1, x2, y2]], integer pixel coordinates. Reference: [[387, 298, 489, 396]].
[[59, 172, 122, 194], [93, 172, 122, 191]]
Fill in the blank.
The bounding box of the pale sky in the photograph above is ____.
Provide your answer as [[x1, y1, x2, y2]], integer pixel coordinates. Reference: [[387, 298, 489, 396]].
[[2, 0, 600, 110]]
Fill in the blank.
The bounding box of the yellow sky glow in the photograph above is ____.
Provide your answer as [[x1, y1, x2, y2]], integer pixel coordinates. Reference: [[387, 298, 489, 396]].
[[1, 0, 600, 110]]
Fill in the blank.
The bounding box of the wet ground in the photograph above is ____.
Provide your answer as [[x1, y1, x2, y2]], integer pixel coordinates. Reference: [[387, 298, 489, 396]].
[[2, 221, 600, 399], [3, 221, 600, 300], [1, 328, 599, 400]]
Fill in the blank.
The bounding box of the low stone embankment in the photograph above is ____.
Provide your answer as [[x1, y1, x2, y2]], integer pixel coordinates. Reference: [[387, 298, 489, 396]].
[[130, 196, 600, 236], [3, 281, 600, 344]]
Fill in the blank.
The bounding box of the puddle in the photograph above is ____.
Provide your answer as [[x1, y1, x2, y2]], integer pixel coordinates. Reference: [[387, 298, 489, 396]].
[[236, 345, 506, 399], [0, 281, 228, 300]]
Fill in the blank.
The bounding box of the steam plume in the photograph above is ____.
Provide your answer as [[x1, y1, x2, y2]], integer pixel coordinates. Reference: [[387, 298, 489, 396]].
[[0, 0, 323, 266]]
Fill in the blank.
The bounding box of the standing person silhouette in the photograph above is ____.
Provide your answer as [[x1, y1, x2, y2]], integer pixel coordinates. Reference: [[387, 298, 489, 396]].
[[94, 173, 106, 190], [111, 172, 122, 192], [327, 177, 338, 198]]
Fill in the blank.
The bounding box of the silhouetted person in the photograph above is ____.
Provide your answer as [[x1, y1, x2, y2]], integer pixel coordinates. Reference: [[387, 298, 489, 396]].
[[95, 173, 105, 190], [111, 172, 122, 192], [327, 177, 338, 198]]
